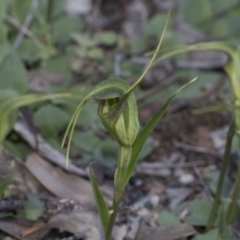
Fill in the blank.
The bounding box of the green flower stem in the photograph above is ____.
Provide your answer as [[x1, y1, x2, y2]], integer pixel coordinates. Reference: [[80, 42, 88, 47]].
[[226, 134, 240, 224], [206, 121, 235, 230], [105, 145, 131, 240], [114, 145, 132, 201]]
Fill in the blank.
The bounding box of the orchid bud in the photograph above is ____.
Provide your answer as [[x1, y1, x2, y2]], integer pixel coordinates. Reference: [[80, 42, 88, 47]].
[[98, 91, 139, 147]]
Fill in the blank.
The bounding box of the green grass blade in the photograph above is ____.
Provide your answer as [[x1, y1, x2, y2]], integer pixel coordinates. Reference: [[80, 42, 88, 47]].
[[89, 164, 110, 234], [125, 0, 173, 96], [0, 161, 14, 197], [0, 93, 73, 146], [125, 78, 197, 184]]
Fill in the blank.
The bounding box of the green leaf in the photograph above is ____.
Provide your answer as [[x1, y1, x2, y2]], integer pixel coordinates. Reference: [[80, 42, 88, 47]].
[[176, 200, 212, 226], [0, 92, 71, 145], [76, 101, 100, 125], [52, 16, 85, 44], [0, 161, 14, 197], [144, 13, 171, 38], [178, 0, 212, 27], [159, 211, 180, 226], [0, 90, 19, 145], [125, 78, 196, 184], [209, 0, 237, 13], [0, 51, 28, 94], [0, 0, 9, 21], [0, 89, 18, 103], [9, 0, 32, 23], [129, 37, 148, 54], [19, 38, 40, 62], [3, 139, 32, 159], [203, 171, 233, 198], [72, 130, 100, 153], [125, 95, 174, 184], [87, 47, 104, 60], [94, 31, 118, 46], [72, 33, 98, 48], [0, 25, 7, 43], [94, 139, 119, 167], [21, 197, 44, 220], [89, 164, 109, 234], [44, 54, 72, 81], [50, 0, 66, 18], [0, 43, 10, 65], [34, 104, 70, 140]]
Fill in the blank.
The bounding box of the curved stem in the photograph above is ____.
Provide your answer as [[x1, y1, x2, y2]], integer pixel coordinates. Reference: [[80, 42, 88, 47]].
[[226, 134, 240, 224], [206, 121, 235, 230], [124, 0, 173, 96]]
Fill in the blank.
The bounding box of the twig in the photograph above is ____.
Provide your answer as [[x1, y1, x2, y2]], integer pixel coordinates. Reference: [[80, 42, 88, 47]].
[[4, 15, 35, 39], [193, 166, 213, 201], [13, 0, 40, 50], [137, 160, 206, 169], [21, 223, 46, 238], [5, 15, 42, 48], [13, 119, 88, 177], [173, 140, 220, 157], [61, 230, 87, 240]]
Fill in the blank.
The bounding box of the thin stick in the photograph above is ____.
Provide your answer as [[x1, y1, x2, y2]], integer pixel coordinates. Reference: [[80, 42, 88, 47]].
[[13, 0, 40, 49], [206, 121, 235, 230], [4, 14, 42, 47], [194, 166, 213, 201]]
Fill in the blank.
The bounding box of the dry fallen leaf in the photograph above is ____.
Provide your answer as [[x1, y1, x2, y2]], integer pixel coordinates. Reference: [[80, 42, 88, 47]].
[[136, 222, 196, 240], [25, 154, 95, 208], [14, 120, 87, 178], [39, 210, 103, 240], [0, 220, 45, 240]]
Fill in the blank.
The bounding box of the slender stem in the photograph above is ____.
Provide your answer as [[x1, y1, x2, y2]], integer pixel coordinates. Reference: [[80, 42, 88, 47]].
[[46, 0, 54, 24], [226, 134, 240, 224], [105, 145, 130, 239], [206, 121, 235, 230], [105, 198, 121, 240]]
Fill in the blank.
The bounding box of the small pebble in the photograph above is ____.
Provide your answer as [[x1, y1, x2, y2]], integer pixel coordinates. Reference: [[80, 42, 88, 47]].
[[179, 173, 194, 184], [149, 195, 160, 208]]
